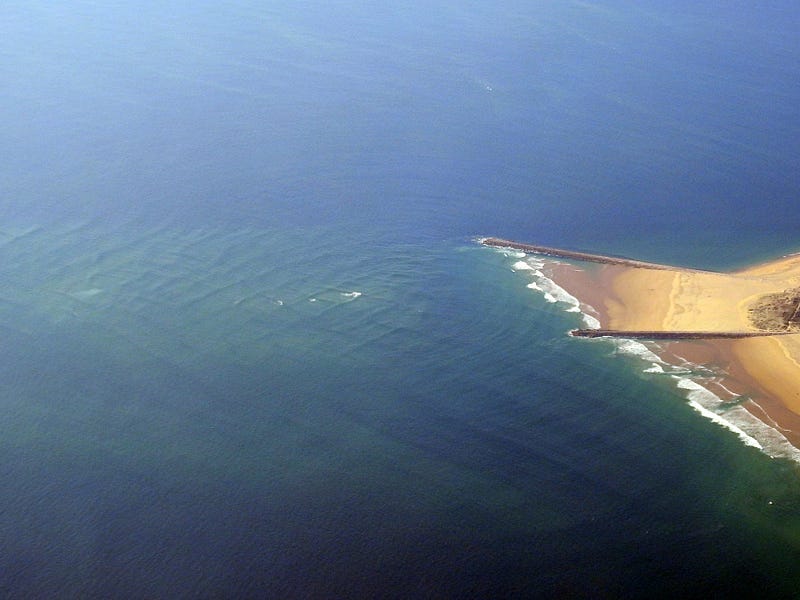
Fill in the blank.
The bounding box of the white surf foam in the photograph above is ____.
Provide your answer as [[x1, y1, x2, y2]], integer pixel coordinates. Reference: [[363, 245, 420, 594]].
[[582, 314, 601, 329], [731, 403, 800, 462], [509, 253, 598, 329], [672, 369, 800, 460], [664, 376, 800, 461], [622, 348, 800, 459], [70, 288, 103, 300], [613, 338, 665, 366], [674, 377, 762, 449], [533, 270, 580, 309], [512, 260, 534, 271], [487, 243, 527, 262]]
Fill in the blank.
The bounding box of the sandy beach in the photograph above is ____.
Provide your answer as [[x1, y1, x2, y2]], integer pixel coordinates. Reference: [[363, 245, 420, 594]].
[[537, 248, 800, 454]]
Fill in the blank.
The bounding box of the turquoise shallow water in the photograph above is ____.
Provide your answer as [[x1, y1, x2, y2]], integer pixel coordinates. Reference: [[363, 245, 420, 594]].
[[2, 1, 800, 596]]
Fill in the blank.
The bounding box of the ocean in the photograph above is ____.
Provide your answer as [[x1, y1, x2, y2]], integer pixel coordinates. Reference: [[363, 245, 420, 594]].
[[2, 1, 800, 596]]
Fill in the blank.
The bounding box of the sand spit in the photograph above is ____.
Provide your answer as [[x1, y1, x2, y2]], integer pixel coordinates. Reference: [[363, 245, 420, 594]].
[[484, 238, 800, 457]]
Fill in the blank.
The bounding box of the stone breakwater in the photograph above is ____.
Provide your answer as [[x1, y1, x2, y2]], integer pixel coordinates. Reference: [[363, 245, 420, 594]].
[[481, 237, 713, 273]]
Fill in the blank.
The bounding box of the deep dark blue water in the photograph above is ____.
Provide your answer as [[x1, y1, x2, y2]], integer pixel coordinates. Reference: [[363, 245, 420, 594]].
[[2, 1, 800, 597]]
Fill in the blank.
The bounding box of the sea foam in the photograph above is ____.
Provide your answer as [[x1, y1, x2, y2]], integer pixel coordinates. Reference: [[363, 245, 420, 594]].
[[613, 338, 664, 365], [506, 251, 599, 328], [675, 377, 762, 449], [615, 335, 800, 460]]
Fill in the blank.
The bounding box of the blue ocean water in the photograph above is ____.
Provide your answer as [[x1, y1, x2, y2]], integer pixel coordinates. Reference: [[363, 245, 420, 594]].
[[2, 1, 800, 596]]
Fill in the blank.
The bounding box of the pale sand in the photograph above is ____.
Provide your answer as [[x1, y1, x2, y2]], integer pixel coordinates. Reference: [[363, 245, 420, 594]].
[[607, 268, 794, 332], [543, 253, 800, 449], [732, 336, 800, 414]]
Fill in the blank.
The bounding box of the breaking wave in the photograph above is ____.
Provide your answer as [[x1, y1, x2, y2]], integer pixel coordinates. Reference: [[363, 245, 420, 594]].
[[506, 251, 598, 328], [675, 378, 762, 449], [674, 377, 800, 461]]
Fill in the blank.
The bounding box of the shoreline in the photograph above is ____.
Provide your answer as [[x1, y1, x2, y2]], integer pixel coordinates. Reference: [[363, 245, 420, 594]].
[[488, 238, 800, 459]]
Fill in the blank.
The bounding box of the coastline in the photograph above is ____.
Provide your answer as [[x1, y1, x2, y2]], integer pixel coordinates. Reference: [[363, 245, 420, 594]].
[[490, 239, 800, 460]]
